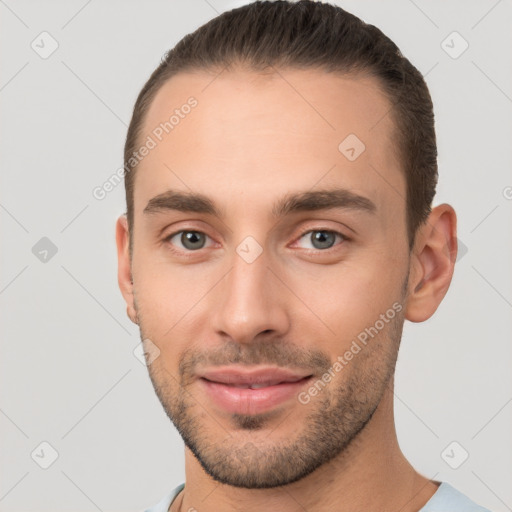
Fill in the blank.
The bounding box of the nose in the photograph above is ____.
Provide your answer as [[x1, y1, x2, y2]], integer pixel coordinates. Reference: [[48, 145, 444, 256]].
[[210, 244, 290, 345]]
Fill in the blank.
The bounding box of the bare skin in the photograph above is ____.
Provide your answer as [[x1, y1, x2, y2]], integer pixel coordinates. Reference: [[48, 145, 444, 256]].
[[116, 67, 457, 512]]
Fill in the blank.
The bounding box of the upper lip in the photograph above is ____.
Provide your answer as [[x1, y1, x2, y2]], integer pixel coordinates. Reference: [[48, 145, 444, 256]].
[[199, 366, 313, 386]]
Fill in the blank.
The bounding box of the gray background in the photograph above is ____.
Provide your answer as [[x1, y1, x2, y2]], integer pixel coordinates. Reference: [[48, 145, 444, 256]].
[[1, 0, 511, 511]]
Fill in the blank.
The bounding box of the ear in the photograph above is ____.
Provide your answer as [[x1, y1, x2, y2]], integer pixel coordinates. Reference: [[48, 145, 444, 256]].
[[405, 204, 458, 323], [115, 214, 138, 325]]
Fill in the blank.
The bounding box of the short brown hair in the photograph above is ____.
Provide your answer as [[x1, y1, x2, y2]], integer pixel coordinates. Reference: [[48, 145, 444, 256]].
[[124, 0, 437, 251]]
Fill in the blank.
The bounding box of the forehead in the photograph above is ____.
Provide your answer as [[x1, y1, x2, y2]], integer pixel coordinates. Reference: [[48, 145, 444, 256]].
[[135, 67, 404, 220]]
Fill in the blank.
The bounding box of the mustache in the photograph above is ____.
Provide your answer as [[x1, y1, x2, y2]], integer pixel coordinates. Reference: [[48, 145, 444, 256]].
[[178, 339, 332, 379]]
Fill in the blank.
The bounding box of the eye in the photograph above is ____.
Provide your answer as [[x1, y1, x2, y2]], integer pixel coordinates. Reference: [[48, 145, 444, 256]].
[[295, 229, 347, 251], [164, 230, 214, 252]]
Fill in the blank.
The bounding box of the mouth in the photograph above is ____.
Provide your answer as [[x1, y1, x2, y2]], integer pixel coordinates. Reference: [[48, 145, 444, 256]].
[[199, 366, 313, 386], [197, 368, 314, 415], [201, 376, 311, 389]]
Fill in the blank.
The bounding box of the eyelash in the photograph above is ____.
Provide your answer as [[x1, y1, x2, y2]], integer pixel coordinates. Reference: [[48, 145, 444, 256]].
[[293, 227, 349, 253], [163, 227, 349, 256]]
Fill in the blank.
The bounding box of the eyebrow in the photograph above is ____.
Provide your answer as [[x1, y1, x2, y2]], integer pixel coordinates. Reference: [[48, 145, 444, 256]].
[[143, 188, 377, 219]]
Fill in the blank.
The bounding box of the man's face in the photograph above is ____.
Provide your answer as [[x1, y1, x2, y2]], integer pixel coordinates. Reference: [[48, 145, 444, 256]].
[[124, 68, 411, 488]]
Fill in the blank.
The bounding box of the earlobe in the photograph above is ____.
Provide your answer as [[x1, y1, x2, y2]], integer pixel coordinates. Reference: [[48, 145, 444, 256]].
[[126, 305, 139, 325], [404, 204, 458, 323], [115, 215, 138, 325]]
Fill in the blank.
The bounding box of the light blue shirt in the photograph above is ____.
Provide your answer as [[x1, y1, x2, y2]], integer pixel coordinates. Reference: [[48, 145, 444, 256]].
[[144, 481, 492, 512]]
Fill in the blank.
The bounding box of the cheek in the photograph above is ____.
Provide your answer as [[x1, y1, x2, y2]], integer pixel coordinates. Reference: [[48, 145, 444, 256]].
[[133, 266, 186, 343], [133, 261, 212, 363], [288, 260, 405, 350]]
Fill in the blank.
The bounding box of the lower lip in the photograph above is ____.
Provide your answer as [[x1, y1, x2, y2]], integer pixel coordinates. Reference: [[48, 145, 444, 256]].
[[200, 376, 312, 415]]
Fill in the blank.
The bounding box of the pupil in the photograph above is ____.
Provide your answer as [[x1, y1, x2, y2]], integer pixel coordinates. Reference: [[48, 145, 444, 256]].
[[313, 231, 334, 249], [183, 231, 204, 250]]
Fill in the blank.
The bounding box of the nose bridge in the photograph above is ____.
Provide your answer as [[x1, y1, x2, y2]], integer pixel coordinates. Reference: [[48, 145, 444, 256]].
[[226, 241, 273, 315], [212, 237, 288, 342]]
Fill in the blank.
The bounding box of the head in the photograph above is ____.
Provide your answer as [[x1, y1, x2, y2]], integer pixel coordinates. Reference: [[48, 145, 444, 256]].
[[117, 0, 457, 489]]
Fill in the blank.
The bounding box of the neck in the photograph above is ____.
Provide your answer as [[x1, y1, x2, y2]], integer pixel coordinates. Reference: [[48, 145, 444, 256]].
[[171, 382, 439, 512]]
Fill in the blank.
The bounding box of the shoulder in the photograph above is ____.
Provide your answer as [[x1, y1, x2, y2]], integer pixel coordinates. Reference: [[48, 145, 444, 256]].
[[142, 483, 185, 512], [420, 482, 492, 512]]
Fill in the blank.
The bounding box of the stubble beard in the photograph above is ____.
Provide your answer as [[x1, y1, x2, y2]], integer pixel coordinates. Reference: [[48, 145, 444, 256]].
[[139, 298, 406, 489]]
